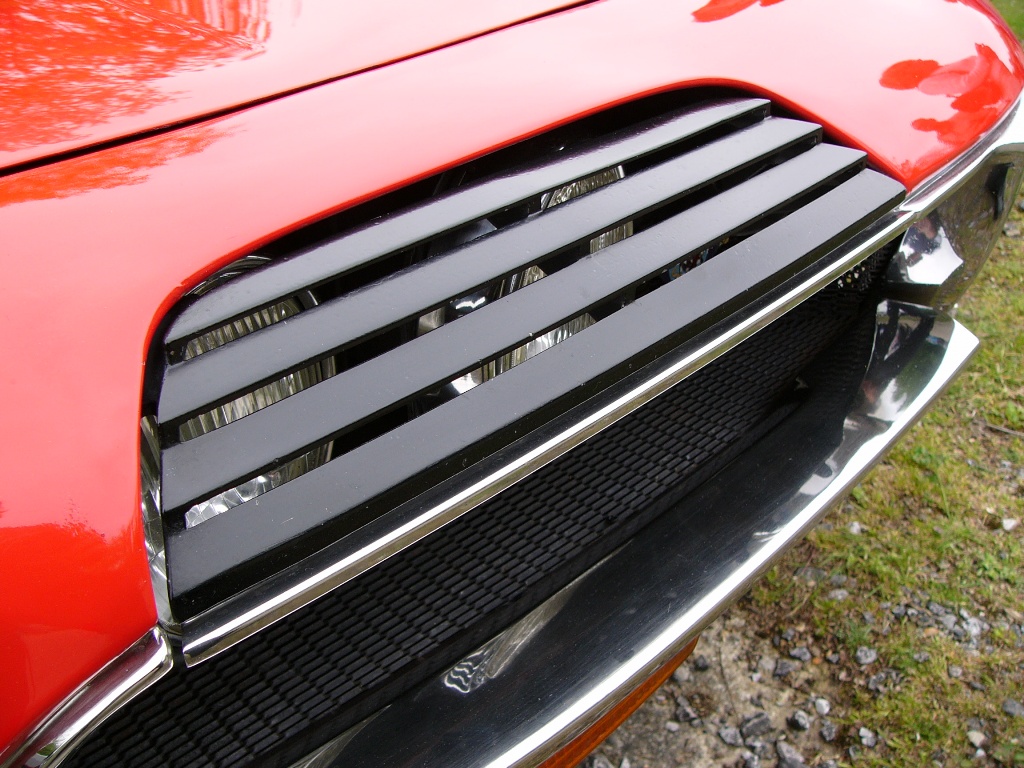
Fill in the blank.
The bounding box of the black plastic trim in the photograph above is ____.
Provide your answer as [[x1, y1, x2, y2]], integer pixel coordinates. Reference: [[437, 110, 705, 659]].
[[160, 138, 854, 514], [166, 168, 905, 609], [158, 114, 808, 425]]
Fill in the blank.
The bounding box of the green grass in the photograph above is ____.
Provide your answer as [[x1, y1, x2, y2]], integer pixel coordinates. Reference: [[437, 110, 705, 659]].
[[747, 199, 1024, 766], [992, 0, 1024, 37]]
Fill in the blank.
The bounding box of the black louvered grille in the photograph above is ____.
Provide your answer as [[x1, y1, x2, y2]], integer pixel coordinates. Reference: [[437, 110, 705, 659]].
[[147, 95, 904, 614], [73, 244, 890, 768]]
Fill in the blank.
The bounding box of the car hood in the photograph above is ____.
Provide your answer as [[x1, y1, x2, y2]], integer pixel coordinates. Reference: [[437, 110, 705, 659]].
[[0, 0, 589, 170]]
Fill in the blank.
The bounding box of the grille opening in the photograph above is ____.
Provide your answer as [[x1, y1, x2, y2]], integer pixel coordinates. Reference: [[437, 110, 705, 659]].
[[160, 123, 825, 443], [174, 234, 875, 532], [148, 93, 906, 612], [164, 147, 868, 529]]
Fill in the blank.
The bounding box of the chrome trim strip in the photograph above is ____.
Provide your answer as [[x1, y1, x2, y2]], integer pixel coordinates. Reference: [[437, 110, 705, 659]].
[[311, 301, 979, 768], [0, 628, 173, 768], [180, 96, 1024, 666]]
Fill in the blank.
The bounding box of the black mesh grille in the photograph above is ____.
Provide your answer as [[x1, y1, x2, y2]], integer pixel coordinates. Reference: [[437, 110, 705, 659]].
[[69, 247, 890, 768]]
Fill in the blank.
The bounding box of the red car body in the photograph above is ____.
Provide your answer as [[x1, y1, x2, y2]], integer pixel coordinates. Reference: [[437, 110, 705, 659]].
[[1, 0, 1022, 758]]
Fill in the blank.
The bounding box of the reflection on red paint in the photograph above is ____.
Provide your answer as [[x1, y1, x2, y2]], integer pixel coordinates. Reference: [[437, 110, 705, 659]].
[[0, 519, 151, 754], [0, 0, 262, 154], [881, 44, 1017, 145], [3, 124, 227, 206], [692, 0, 784, 23]]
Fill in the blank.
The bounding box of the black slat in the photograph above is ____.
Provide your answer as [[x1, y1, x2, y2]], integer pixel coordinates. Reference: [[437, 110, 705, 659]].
[[166, 168, 905, 604], [164, 98, 769, 347], [157, 117, 819, 425], [160, 142, 863, 514]]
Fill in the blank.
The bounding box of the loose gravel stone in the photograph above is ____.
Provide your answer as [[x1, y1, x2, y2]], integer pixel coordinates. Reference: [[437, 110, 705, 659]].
[[967, 731, 987, 748], [820, 720, 839, 742], [775, 740, 808, 768], [718, 725, 743, 747], [859, 727, 877, 748], [970, 681, 987, 692], [826, 652, 841, 664], [795, 566, 826, 583], [693, 654, 711, 671], [939, 614, 958, 631], [787, 710, 811, 731], [828, 588, 849, 601], [664, 721, 680, 732], [774, 659, 798, 678], [814, 697, 831, 716], [739, 750, 759, 768], [589, 754, 614, 768], [867, 673, 887, 693], [740, 712, 773, 739], [948, 664, 963, 679], [830, 573, 848, 586], [913, 651, 931, 663], [676, 696, 699, 723], [781, 628, 796, 642], [820, 761, 839, 768], [855, 646, 878, 665], [671, 665, 692, 684], [848, 521, 863, 535], [1003, 698, 1024, 717], [789, 646, 812, 662], [1004, 518, 1020, 531], [928, 601, 947, 615]]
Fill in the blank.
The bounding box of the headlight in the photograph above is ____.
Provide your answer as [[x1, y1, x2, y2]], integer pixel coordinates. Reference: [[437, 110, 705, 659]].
[[422, 167, 633, 395], [167, 256, 336, 528]]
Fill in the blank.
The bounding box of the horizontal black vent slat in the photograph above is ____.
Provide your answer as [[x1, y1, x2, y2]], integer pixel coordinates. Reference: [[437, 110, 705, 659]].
[[160, 141, 862, 514], [164, 98, 769, 347], [166, 168, 904, 604], [158, 115, 817, 425]]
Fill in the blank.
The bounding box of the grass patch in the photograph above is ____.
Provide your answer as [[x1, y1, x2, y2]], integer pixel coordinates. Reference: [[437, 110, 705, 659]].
[[992, 0, 1024, 37], [747, 197, 1024, 765]]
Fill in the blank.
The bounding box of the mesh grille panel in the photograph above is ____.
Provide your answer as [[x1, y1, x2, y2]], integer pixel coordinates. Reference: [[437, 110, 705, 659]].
[[69, 248, 888, 768]]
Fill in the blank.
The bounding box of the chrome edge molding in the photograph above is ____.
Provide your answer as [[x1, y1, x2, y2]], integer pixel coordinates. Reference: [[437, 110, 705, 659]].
[[313, 300, 979, 768], [0, 628, 173, 768], [180, 95, 1024, 666]]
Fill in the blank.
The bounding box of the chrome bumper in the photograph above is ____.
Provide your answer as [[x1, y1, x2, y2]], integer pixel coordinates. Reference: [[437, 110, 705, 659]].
[[311, 299, 977, 768]]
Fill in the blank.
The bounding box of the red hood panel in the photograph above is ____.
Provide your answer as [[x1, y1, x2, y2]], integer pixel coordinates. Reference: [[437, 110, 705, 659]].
[[1, 0, 1021, 755], [0, 0, 587, 170]]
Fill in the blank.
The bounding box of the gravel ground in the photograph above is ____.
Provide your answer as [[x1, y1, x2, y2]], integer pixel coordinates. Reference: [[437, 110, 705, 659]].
[[584, 603, 847, 768]]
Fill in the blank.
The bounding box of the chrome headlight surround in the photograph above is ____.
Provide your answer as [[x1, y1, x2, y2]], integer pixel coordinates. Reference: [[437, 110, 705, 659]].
[[885, 105, 1024, 310]]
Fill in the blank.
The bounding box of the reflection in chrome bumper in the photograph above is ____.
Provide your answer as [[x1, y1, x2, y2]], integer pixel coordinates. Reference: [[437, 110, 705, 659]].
[[313, 300, 977, 768]]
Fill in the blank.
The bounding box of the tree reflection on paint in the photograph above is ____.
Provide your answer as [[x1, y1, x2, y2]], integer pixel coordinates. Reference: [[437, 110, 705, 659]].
[[691, 0, 785, 23], [880, 44, 1018, 146], [0, 0, 267, 153], [0, 122, 228, 205]]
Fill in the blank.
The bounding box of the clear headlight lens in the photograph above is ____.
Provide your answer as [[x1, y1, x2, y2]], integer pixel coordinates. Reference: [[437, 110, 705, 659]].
[[432, 167, 633, 394], [173, 256, 336, 528]]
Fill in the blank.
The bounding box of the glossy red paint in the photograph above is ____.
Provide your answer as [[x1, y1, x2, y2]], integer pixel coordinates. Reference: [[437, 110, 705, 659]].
[[0, 0, 589, 170], [0, 0, 1020, 754]]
